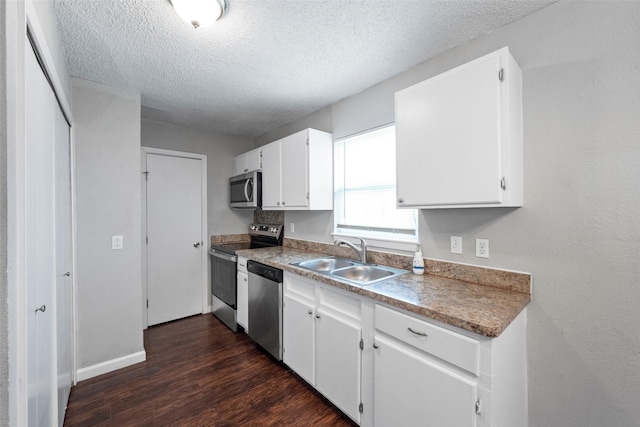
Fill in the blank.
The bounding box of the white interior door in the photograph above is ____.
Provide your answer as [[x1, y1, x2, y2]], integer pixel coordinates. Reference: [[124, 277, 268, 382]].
[[54, 103, 73, 427], [25, 40, 57, 426], [146, 153, 204, 326]]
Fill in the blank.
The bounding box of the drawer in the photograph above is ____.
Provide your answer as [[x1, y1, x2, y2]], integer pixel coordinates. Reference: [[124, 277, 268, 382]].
[[319, 286, 361, 322], [375, 304, 479, 375], [237, 257, 248, 274], [284, 273, 316, 301]]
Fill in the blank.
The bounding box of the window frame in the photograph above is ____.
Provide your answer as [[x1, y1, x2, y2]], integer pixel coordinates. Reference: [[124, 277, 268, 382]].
[[333, 124, 419, 252]]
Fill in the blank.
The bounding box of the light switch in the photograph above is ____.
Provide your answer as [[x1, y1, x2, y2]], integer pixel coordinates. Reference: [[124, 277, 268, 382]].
[[112, 235, 123, 250]]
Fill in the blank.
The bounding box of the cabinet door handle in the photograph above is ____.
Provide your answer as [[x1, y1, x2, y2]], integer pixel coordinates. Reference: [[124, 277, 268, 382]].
[[35, 305, 46, 313], [282, 201, 286, 206], [307, 309, 313, 315], [193, 242, 201, 248], [408, 327, 428, 337], [373, 343, 379, 349], [397, 198, 404, 204], [316, 314, 320, 319], [64, 272, 70, 277]]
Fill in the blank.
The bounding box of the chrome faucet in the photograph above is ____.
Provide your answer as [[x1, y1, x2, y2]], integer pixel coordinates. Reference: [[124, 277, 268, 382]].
[[334, 238, 367, 264]]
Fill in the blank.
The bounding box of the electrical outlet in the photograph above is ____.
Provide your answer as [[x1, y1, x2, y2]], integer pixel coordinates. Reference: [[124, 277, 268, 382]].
[[476, 239, 489, 258], [112, 235, 123, 250], [290, 223, 295, 233], [450, 236, 462, 254]]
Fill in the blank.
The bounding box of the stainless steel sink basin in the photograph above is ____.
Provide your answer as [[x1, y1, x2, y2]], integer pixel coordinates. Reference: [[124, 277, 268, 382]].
[[291, 257, 408, 286], [296, 257, 355, 271], [330, 265, 394, 282]]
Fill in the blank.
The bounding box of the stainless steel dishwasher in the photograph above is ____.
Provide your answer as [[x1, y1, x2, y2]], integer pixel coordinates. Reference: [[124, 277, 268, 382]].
[[247, 260, 283, 360]]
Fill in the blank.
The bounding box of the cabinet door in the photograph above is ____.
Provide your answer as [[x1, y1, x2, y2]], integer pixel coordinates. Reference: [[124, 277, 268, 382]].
[[261, 141, 282, 209], [281, 131, 309, 208], [316, 308, 361, 423], [234, 149, 261, 175], [233, 154, 245, 176], [396, 52, 503, 207], [283, 294, 315, 385], [246, 148, 261, 172], [374, 335, 478, 427], [236, 271, 249, 331]]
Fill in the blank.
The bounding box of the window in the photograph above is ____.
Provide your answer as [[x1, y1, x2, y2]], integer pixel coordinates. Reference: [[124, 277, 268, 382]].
[[334, 125, 418, 244]]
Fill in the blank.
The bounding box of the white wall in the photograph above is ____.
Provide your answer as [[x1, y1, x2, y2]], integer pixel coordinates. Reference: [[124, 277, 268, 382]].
[[72, 78, 145, 372], [141, 119, 255, 235], [256, 2, 640, 426]]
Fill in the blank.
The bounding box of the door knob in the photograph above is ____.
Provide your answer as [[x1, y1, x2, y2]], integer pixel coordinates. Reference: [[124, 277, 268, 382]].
[[35, 305, 46, 313], [193, 242, 201, 248]]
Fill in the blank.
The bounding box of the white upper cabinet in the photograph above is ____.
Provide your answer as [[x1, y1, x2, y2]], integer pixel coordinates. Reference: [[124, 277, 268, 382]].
[[260, 141, 282, 209], [261, 128, 333, 210], [395, 47, 522, 208], [233, 147, 261, 175]]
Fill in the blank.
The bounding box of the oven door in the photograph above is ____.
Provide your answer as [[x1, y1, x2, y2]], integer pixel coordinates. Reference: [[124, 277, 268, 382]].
[[210, 249, 237, 308]]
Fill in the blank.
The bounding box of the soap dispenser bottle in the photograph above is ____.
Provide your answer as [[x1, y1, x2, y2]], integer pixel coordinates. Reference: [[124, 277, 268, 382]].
[[412, 244, 424, 275]]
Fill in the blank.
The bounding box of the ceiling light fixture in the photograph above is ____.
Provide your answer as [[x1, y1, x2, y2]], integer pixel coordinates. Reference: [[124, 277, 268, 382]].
[[170, 0, 228, 29]]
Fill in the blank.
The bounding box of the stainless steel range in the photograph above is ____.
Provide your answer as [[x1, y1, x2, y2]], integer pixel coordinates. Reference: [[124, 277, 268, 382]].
[[209, 223, 282, 331]]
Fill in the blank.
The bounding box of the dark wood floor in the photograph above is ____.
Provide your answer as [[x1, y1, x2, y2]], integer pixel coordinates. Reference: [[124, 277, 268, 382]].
[[64, 314, 357, 426]]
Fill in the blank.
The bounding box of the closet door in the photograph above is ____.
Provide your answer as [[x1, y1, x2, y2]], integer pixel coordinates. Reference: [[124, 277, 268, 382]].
[[25, 41, 57, 425], [54, 103, 73, 426]]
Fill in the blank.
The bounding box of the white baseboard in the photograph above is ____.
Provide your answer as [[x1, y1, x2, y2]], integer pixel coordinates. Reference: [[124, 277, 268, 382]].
[[76, 350, 146, 382]]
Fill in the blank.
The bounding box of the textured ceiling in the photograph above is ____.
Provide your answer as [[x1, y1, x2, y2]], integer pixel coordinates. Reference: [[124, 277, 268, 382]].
[[54, 0, 555, 138]]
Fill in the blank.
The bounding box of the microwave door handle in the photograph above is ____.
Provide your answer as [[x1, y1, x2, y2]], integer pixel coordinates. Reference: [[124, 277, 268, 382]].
[[244, 179, 253, 202]]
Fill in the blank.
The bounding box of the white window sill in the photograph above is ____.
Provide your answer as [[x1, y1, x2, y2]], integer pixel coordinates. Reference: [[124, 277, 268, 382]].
[[331, 231, 419, 255]]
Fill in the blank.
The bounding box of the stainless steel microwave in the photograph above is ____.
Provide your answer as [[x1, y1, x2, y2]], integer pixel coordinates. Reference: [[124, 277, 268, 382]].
[[229, 170, 261, 209]]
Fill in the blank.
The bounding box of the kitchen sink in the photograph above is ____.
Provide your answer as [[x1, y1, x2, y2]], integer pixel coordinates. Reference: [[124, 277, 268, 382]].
[[331, 265, 394, 282], [296, 257, 355, 271], [291, 257, 408, 286]]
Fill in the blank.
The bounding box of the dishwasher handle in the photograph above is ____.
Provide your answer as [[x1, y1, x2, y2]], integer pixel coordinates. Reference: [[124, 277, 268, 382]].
[[209, 249, 237, 263], [247, 260, 283, 282]]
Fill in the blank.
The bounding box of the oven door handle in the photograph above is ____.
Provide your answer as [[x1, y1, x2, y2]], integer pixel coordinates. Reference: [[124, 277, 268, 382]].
[[210, 250, 237, 263]]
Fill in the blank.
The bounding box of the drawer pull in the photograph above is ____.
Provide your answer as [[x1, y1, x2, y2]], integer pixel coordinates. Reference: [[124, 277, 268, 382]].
[[407, 327, 428, 337]]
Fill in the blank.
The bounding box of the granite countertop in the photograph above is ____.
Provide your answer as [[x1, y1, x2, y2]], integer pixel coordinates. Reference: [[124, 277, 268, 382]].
[[235, 245, 531, 338]]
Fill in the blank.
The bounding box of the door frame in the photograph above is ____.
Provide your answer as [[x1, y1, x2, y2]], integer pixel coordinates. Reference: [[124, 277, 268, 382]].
[[141, 147, 208, 329]]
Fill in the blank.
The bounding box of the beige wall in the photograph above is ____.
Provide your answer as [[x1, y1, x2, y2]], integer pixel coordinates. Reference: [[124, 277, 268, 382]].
[[255, 2, 640, 425]]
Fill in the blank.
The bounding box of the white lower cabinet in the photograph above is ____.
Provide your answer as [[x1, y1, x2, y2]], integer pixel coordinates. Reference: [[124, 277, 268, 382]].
[[373, 336, 478, 427], [283, 273, 362, 423], [373, 305, 480, 427], [237, 257, 249, 331], [283, 294, 315, 384], [282, 272, 527, 427], [316, 308, 362, 422]]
